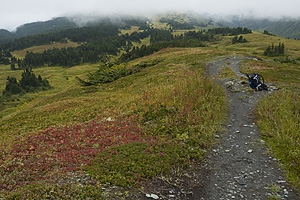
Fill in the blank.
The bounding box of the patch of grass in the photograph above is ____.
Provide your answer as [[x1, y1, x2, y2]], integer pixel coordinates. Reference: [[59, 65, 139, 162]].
[[1, 48, 228, 197], [87, 142, 189, 187], [256, 91, 300, 190], [11, 42, 79, 58], [0, 184, 103, 200], [136, 71, 228, 147], [266, 183, 281, 200], [218, 66, 238, 80], [241, 56, 300, 191], [120, 26, 141, 35]]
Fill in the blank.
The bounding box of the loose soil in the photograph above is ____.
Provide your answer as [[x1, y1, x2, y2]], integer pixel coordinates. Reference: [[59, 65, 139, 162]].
[[132, 55, 300, 200]]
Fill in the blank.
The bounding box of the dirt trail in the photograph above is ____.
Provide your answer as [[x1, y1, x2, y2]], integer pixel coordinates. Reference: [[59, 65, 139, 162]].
[[193, 55, 299, 200], [132, 55, 299, 200]]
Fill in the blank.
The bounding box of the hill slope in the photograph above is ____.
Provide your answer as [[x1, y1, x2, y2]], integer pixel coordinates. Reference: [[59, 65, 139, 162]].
[[15, 17, 78, 38], [227, 17, 300, 39], [0, 23, 300, 199]]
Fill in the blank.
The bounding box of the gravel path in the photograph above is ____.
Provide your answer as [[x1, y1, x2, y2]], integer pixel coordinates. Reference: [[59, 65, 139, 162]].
[[194, 55, 300, 200], [131, 55, 299, 200]]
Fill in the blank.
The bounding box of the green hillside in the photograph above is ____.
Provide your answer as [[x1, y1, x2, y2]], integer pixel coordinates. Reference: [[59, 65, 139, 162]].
[[228, 17, 300, 39], [0, 24, 300, 198]]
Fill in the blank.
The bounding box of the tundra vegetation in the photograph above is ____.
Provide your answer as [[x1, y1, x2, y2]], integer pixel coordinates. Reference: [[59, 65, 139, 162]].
[[0, 19, 300, 199]]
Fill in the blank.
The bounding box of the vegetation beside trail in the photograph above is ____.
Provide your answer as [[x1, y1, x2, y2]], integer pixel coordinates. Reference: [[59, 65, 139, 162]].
[[241, 54, 300, 191], [0, 48, 228, 199], [256, 91, 300, 190]]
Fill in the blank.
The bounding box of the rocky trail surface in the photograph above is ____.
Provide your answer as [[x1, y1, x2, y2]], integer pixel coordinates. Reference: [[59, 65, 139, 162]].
[[193, 56, 299, 200], [130, 56, 299, 200]]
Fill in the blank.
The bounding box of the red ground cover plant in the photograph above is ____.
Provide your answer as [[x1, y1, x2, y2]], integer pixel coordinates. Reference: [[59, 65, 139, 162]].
[[0, 115, 150, 191]]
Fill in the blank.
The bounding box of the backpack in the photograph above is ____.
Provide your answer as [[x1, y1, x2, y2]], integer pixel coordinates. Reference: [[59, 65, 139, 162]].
[[246, 73, 268, 91]]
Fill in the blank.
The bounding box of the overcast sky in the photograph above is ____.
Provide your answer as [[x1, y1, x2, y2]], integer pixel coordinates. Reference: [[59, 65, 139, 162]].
[[1, 0, 300, 31]]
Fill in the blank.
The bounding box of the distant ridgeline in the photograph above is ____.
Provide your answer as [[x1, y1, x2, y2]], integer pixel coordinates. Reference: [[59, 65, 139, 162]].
[[1, 24, 252, 68]]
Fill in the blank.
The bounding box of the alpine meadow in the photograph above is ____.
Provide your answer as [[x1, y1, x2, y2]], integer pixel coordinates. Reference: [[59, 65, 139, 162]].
[[0, 13, 300, 199]]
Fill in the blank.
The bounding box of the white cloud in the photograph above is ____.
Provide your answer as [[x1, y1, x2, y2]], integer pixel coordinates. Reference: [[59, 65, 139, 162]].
[[1, 0, 300, 31]]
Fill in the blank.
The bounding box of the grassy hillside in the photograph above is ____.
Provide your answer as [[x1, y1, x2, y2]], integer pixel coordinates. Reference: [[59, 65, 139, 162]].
[[0, 47, 228, 198], [1, 29, 300, 198], [229, 17, 300, 39]]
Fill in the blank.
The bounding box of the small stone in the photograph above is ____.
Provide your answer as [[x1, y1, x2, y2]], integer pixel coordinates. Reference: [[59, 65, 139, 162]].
[[225, 149, 230, 153], [248, 149, 253, 153], [235, 130, 240, 133], [215, 135, 220, 138], [243, 124, 248, 127], [146, 194, 159, 199]]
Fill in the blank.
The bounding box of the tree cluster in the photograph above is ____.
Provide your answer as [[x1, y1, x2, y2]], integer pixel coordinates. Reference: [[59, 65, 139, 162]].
[[264, 43, 285, 57], [263, 30, 275, 36], [232, 35, 247, 44], [207, 27, 252, 36], [0, 48, 12, 65], [3, 69, 51, 96], [120, 29, 219, 62], [1, 23, 120, 52], [120, 39, 205, 62], [14, 36, 126, 68]]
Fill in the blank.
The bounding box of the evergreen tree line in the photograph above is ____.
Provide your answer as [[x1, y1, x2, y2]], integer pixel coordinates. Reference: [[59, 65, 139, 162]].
[[263, 30, 275, 36], [0, 48, 12, 64], [120, 29, 224, 62], [12, 29, 174, 68], [120, 38, 205, 62], [1, 23, 121, 52], [12, 36, 127, 68], [3, 68, 51, 96], [7, 27, 253, 68], [264, 43, 285, 56], [207, 27, 252, 36], [232, 35, 247, 44]]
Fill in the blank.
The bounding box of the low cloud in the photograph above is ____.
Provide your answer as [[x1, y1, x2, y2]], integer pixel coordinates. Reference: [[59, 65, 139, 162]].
[[1, 0, 300, 31]]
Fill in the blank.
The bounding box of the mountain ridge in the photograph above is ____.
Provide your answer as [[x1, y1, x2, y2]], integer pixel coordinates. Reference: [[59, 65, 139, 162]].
[[1, 13, 300, 45]]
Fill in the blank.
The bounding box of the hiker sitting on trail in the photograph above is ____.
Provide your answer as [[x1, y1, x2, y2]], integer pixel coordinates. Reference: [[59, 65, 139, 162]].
[[246, 73, 268, 91]]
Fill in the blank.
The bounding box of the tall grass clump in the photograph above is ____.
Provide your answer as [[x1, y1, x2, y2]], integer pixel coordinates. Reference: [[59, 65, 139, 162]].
[[255, 90, 300, 190], [137, 71, 228, 154]]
